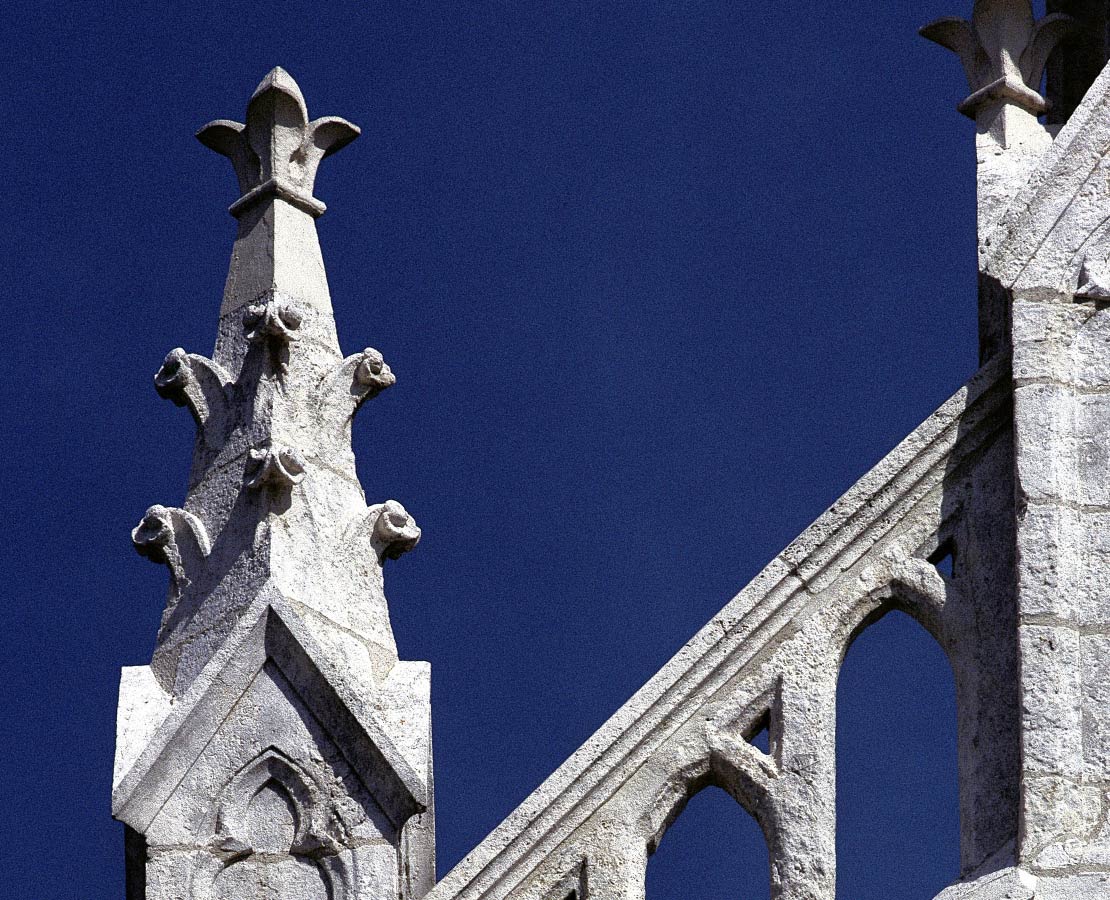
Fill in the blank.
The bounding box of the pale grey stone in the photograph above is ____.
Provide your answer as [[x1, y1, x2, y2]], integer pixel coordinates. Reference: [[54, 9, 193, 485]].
[[1081, 634, 1110, 778], [922, 1, 1077, 239], [112, 10, 1110, 900], [934, 866, 1037, 900], [114, 68, 432, 900], [1037, 874, 1110, 900], [1020, 626, 1083, 777]]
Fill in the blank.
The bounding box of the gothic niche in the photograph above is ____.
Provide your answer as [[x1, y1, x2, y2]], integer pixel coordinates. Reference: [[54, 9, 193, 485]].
[[200, 748, 347, 900]]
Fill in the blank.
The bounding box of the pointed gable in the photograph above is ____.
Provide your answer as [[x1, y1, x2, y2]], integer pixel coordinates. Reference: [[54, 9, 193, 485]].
[[114, 596, 427, 837]]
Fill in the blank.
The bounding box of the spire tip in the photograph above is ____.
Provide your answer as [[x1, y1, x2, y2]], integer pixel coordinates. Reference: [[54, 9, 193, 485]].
[[199, 68, 359, 218]]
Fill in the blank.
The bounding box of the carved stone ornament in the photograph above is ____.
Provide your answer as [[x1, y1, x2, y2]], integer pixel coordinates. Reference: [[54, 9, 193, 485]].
[[373, 500, 421, 560], [192, 748, 351, 900], [243, 294, 304, 345], [355, 347, 396, 393], [245, 444, 307, 491], [131, 505, 178, 562], [153, 347, 231, 433], [213, 748, 343, 856], [312, 347, 398, 433], [131, 505, 212, 596], [154, 347, 194, 398], [196, 66, 360, 218], [921, 0, 1077, 118]]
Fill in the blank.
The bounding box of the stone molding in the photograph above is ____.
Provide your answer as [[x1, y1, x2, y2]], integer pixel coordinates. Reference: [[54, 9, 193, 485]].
[[982, 53, 1110, 292], [425, 354, 1012, 900], [113, 596, 428, 832], [117, 69, 435, 900]]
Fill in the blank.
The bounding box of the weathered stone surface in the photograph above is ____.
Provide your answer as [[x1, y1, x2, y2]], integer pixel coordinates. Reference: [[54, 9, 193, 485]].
[[922, 0, 1077, 240], [1037, 874, 1110, 899], [114, 7, 1110, 900], [1020, 626, 1083, 777], [935, 865, 1037, 900], [114, 69, 433, 900]]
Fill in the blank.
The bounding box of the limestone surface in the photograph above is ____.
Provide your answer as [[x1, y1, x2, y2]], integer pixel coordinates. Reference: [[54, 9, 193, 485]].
[[115, 5, 1110, 900], [416, 4, 1110, 900], [114, 68, 434, 900]]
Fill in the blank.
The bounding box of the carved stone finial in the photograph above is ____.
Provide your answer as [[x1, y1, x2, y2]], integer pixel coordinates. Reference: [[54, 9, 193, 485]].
[[197, 66, 360, 218], [921, 1, 1077, 121], [922, 2, 1079, 240], [120, 70, 436, 900]]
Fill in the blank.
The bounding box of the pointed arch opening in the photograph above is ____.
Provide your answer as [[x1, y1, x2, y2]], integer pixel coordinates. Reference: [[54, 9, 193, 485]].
[[645, 783, 769, 900], [836, 608, 958, 899]]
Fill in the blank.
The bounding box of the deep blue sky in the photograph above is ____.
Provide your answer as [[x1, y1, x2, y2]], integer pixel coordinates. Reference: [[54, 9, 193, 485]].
[[4, 2, 981, 897]]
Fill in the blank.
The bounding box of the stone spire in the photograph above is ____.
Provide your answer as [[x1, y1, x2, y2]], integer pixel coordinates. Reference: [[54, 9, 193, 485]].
[[113, 69, 434, 900], [135, 66, 417, 696], [922, 1, 1077, 239]]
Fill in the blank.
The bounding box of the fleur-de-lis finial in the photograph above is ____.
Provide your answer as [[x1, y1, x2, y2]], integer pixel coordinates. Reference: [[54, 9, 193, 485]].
[[197, 67, 360, 218], [921, 0, 1077, 120]]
